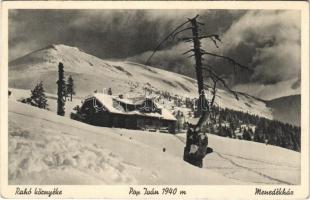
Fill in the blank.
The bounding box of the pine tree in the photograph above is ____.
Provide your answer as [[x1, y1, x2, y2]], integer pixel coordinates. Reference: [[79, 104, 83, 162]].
[[30, 81, 48, 109], [242, 129, 251, 141], [57, 62, 65, 116], [66, 75, 75, 101]]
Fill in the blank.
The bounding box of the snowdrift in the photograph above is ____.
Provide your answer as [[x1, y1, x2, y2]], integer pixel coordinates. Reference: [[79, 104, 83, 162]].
[[8, 98, 300, 185]]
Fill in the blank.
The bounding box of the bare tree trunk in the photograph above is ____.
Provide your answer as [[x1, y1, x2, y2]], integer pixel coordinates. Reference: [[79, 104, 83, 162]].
[[183, 17, 209, 168]]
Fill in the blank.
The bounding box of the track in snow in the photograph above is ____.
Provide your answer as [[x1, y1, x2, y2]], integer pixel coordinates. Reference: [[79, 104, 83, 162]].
[[213, 152, 292, 185], [173, 134, 294, 185]]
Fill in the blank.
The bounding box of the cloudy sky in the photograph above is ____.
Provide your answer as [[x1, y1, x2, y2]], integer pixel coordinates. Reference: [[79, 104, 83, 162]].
[[9, 9, 301, 100]]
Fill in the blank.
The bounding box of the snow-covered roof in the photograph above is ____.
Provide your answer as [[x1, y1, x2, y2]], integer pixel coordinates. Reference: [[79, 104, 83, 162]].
[[90, 93, 176, 121]]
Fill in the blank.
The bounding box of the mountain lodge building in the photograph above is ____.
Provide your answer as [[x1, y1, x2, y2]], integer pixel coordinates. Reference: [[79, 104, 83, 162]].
[[79, 93, 177, 133]]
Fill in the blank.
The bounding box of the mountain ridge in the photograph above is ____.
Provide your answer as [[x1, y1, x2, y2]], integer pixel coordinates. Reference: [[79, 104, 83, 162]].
[[9, 44, 278, 120], [266, 94, 301, 126]]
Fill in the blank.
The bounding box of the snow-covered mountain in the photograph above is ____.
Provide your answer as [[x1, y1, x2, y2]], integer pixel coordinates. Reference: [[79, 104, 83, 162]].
[[232, 79, 301, 101], [9, 44, 273, 119], [266, 95, 301, 126], [7, 44, 301, 185]]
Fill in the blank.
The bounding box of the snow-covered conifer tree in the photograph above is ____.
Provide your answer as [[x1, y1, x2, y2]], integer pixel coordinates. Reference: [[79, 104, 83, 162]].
[[30, 81, 48, 109]]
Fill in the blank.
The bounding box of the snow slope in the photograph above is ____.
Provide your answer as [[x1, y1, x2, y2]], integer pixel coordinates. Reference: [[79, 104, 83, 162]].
[[9, 44, 273, 119], [8, 97, 300, 185], [9, 100, 241, 185], [266, 95, 301, 126]]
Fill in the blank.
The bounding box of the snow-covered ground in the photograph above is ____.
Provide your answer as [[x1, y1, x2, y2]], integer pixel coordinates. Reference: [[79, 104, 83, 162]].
[[8, 91, 300, 185], [9, 100, 241, 185]]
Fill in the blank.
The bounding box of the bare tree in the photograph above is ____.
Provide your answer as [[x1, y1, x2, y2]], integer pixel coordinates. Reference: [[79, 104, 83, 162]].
[[146, 15, 252, 167]]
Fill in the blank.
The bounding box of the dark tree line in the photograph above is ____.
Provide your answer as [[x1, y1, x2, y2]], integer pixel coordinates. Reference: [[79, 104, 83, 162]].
[[206, 106, 301, 152]]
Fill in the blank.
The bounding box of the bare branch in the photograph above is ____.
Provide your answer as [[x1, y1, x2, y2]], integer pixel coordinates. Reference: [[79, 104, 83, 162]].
[[145, 20, 191, 65], [182, 49, 195, 55], [183, 39, 193, 43], [180, 34, 221, 45], [210, 37, 221, 48], [210, 38, 219, 48], [187, 14, 199, 21], [172, 27, 194, 39], [197, 21, 205, 26], [203, 65, 239, 100], [202, 52, 253, 72], [199, 34, 221, 41], [187, 54, 195, 58], [179, 36, 195, 41], [210, 77, 217, 107], [203, 83, 213, 89]]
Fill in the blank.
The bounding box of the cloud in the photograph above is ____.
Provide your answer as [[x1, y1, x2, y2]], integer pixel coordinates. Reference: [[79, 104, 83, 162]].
[[9, 9, 301, 99], [129, 10, 246, 76], [221, 10, 301, 85], [130, 10, 301, 99], [9, 9, 244, 61], [9, 9, 201, 61]]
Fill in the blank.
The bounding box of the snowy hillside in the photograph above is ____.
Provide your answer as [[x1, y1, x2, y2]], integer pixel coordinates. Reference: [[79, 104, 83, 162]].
[[266, 95, 301, 126], [8, 45, 300, 185], [9, 44, 273, 119], [8, 96, 300, 185]]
